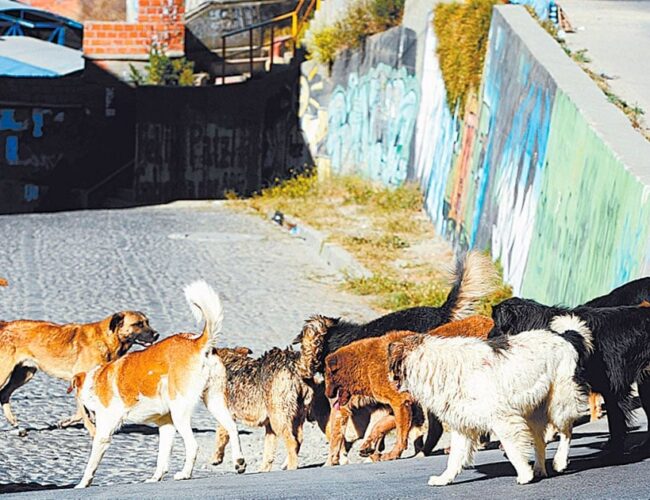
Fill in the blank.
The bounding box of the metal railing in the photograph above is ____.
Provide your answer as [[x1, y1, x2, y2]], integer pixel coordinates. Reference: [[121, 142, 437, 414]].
[[220, 0, 320, 84]]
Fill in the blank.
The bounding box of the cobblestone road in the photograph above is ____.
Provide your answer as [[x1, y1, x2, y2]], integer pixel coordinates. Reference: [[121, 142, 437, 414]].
[[0, 202, 377, 491]]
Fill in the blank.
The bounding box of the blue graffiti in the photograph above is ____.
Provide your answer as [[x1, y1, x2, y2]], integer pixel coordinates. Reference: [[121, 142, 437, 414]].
[[5, 136, 18, 164], [325, 64, 419, 186]]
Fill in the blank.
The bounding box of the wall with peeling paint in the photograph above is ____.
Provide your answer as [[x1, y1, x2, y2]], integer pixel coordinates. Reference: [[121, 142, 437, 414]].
[[299, 5, 650, 304]]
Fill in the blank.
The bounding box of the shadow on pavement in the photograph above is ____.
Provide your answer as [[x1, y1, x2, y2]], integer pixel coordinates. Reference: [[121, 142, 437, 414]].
[[0, 482, 74, 494]]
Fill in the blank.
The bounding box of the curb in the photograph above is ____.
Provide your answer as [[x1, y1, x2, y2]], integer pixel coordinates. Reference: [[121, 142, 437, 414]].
[[267, 210, 372, 280]]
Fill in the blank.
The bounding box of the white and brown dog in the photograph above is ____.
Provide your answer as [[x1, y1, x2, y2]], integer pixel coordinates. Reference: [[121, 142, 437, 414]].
[[70, 281, 245, 488]]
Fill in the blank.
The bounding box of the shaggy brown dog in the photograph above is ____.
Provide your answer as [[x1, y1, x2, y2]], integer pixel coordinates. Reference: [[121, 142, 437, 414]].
[[324, 316, 494, 464], [0, 310, 157, 431], [206, 316, 333, 472]]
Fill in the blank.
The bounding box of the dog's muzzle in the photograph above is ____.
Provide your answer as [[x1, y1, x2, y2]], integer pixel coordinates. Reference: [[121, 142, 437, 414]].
[[132, 330, 159, 347]]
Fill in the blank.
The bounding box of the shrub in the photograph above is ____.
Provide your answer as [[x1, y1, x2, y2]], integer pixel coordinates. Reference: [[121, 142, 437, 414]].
[[129, 46, 195, 87], [307, 0, 406, 66], [434, 0, 504, 108]]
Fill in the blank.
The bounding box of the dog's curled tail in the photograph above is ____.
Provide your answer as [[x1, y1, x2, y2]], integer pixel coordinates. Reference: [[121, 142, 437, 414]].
[[295, 315, 336, 379], [184, 280, 224, 350], [443, 251, 500, 322], [550, 314, 594, 362]]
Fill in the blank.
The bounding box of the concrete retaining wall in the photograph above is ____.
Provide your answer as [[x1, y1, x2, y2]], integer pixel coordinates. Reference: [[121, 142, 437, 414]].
[[299, 4, 650, 304]]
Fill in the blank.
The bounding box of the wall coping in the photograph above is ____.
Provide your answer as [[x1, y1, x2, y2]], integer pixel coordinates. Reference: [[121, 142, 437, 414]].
[[495, 5, 650, 191]]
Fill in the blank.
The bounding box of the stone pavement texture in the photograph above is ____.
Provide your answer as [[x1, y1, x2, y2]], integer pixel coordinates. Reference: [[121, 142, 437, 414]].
[[0, 202, 378, 490], [561, 0, 650, 135], [5, 410, 650, 499]]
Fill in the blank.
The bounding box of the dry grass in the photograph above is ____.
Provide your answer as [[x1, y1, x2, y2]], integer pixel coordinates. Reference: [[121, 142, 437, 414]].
[[231, 170, 511, 314]]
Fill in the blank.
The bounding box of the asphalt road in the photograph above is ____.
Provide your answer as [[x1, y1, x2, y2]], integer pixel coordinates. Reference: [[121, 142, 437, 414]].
[[5, 411, 649, 499]]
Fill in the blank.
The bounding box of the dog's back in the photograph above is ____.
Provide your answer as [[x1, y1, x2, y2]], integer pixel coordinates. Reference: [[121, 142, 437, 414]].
[[583, 277, 650, 308]]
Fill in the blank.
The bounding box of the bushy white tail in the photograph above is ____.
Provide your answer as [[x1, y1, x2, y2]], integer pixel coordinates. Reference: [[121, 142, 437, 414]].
[[550, 314, 593, 354], [184, 280, 224, 347]]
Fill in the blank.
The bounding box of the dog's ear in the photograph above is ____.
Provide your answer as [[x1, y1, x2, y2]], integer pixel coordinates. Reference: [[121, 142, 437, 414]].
[[67, 372, 86, 394], [234, 346, 252, 356], [0, 277, 8, 287], [325, 354, 339, 371], [387, 341, 407, 379], [109, 312, 125, 333]]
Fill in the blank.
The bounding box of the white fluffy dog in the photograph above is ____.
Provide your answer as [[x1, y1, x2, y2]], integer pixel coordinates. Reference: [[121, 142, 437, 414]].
[[387, 315, 592, 486]]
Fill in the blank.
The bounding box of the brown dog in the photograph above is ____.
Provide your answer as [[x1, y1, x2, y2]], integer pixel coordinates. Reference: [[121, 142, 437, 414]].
[[207, 316, 332, 472], [0, 310, 158, 431], [324, 316, 494, 464]]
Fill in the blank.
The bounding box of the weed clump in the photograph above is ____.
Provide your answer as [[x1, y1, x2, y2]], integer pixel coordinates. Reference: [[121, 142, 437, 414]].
[[306, 0, 406, 66], [236, 171, 511, 313]]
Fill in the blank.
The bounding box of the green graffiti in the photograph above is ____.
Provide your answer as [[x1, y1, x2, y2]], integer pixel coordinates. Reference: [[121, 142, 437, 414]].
[[521, 91, 650, 305]]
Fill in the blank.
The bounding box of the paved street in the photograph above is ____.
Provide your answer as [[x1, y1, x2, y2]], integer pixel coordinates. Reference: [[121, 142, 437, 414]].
[[4, 410, 650, 499], [0, 202, 377, 491], [561, 0, 650, 135], [1, 202, 649, 498]]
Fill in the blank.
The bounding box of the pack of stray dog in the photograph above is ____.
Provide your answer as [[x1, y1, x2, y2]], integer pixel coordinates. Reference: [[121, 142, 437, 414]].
[[1, 253, 650, 488]]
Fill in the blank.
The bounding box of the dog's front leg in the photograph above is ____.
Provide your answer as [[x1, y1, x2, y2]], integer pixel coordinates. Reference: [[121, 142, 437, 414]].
[[428, 431, 474, 486], [205, 391, 246, 474], [326, 407, 350, 466]]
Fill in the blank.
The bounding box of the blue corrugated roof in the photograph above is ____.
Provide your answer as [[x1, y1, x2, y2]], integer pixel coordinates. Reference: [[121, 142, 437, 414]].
[[0, 36, 82, 76], [0, 54, 57, 75]]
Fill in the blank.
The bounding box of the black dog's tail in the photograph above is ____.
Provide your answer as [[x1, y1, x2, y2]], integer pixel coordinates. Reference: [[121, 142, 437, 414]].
[[442, 251, 500, 322]]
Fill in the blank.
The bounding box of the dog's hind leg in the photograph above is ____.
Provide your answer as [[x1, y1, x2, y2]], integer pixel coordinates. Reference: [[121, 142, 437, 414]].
[[170, 406, 198, 481], [428, 430, 475, 486], [359, 415, 395, 457], [600, 391, 627, 461], [630, 379, 650, 455], [206, 390, 246, 473], [147, 421, 176, 482], [280, 426, 301, 470], [528, 418, 548, 478], [493, 417, 534, 485], [0, 364, 36, 429], [75, 413, 121, 488], [260, 423, 278, 472], [211, 424, 230, 465]]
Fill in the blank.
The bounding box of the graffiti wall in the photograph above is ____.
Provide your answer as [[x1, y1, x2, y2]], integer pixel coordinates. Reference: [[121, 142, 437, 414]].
[[299, 6, 650, 305]]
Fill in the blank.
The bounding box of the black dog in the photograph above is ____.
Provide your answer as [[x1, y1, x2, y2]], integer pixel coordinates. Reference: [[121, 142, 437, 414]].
[[315, 251, 499, 360], [294, 250, 499, 455], [583, 277, 650, 308], [489, 296, 650, 461]]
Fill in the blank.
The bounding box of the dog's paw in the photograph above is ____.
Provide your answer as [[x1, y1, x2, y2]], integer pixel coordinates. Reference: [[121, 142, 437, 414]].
[[12, 427, 27, 438], [173, 471, 192, 481], [516, 469, 534, 485], [145, 476, 162, 483], [358, 447, 373, 458], [74, 480, 90, 489], [339, 455, 349, 466], [235, 458, 246, 474], [533, 465, 548, 478], [428, 475, 452, 486], [552, 456, 568, 473], [211, 455, 224, 466]]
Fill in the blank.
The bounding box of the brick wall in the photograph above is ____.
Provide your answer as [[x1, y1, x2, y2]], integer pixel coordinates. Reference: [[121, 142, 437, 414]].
[[83, 0, 185, 58]]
